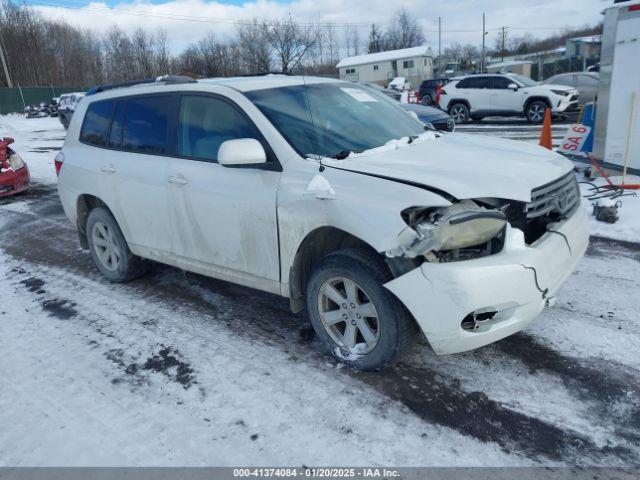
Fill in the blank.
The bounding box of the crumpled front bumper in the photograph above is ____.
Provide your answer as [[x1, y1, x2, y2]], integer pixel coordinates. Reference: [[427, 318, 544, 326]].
[[384, 205, 589, 355]]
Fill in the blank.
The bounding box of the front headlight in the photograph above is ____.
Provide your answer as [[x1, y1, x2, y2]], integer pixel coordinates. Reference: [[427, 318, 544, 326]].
[[551, 89, 569, 97], [8, 153, 25, 171], [390, 200, 507, 259]]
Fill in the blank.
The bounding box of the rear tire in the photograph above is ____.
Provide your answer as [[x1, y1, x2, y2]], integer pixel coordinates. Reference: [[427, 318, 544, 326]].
[[305, 248, 419, 371], [449, 102, 470, 123], [86, 207, 147, 283], [421, 94, 433, 106], [526, 101, 548, 123]]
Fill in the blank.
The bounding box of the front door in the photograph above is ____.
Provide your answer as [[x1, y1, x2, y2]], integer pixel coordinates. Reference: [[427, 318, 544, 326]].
[[489, 76, 522, 112], [166, 93, 281, 292]]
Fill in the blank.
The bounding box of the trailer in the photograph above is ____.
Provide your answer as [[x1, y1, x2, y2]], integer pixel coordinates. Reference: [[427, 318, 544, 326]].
[[593, 0, 640, 175]]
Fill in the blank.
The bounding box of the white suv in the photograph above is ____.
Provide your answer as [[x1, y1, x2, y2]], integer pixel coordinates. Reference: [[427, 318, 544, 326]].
[[56, 75, 589, 370], [439, 73, 579, 123]]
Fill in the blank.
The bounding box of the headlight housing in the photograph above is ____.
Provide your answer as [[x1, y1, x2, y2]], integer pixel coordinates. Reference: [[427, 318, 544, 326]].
[[390, 200, 507, 259], [551, 89, 569, 97], [8, 153, 25, 171]]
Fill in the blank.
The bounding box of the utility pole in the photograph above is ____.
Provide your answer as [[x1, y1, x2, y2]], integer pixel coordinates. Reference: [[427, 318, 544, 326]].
[[481, 13, 486, 73], [499, 26, 509, 62], [0, 27, 12, 88], [438, 17, 441, 76]]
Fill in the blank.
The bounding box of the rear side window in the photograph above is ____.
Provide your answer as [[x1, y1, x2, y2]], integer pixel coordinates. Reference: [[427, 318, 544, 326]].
[[122, 95, 173, 154], [458, 77, 490, 89], [178, 95, 261, 162], [80, 100, 115, 147]]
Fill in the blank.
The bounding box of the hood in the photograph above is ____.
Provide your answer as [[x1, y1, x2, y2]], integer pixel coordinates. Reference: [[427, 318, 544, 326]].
[[321, 133, 573, 202]]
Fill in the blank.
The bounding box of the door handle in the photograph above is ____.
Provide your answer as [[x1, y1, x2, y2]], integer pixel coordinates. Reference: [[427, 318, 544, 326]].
[[168, 175, 189, 185], [100, 165, 116, 174]]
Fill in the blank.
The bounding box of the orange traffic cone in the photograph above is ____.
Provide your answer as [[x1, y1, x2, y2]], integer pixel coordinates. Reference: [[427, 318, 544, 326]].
[[539, 108, 553, 150]]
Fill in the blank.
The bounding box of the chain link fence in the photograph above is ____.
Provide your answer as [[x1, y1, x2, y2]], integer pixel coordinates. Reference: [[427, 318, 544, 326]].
[[531, 56, 599, 81], [0, 86, 85, 115]]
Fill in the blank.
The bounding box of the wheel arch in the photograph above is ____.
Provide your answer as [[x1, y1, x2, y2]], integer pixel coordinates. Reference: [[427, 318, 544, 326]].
[[288, 226, 387, 313], [524, 96, 552, 111], [76, 194, 117, 249], [447, 99, 471, 112]]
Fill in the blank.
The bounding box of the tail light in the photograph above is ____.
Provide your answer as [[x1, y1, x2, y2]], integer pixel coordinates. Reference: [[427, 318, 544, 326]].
[[54, 152, 65, 176]]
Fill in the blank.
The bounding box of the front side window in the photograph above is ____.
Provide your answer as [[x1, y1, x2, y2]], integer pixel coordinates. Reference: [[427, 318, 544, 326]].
[[245, 82, 424, 158], [80, 100, 115, 147], [122, 95, 173, 154], [491, 76, 513, 89], [178, 95, 261, 162]]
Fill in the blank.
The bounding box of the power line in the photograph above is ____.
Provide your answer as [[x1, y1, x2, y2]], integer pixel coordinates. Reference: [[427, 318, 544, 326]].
[[29, 0, 582, 33]]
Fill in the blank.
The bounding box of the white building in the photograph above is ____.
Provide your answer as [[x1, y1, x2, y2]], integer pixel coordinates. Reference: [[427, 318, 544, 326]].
[[336, 46, 434, 86]]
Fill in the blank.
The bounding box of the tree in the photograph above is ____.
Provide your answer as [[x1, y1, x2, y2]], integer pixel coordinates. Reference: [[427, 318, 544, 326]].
[[236, 20, 271, 73], [367, 24, 382, 54], [266, 18, 317, 73], [383, 7, 425, 50]]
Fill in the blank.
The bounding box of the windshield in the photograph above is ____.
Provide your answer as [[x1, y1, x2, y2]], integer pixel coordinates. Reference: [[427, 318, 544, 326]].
[[245, 82, 424, 158], [508, 73, 538, 87]]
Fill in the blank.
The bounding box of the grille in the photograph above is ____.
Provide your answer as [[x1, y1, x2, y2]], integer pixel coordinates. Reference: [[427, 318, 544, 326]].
[[526, 172, 580, 220], [432, 118, 455, 132]]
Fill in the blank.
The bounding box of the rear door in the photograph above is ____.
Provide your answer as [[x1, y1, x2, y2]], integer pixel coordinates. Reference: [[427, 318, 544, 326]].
[[166, 93, 281, 292], [102, 94, 178, 258], [456, 77, 491, 111]]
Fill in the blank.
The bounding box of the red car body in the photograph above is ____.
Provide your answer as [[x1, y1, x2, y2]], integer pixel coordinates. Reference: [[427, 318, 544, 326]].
[[0, 137, 30, 197]]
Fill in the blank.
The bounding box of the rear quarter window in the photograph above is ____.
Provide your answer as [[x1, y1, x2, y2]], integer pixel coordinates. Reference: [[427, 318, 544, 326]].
[[80, 100, 115, 147]]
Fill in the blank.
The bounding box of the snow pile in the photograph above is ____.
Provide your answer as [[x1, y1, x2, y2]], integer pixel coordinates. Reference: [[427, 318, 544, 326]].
[[305, 174, 336, 200], [580, 175, 640, 243]]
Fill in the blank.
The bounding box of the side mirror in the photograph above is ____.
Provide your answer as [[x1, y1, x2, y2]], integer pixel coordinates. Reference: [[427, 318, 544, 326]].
[[2, 137, 14, 145], [508, 83, 519, 91], [218, 138, 267, 166]]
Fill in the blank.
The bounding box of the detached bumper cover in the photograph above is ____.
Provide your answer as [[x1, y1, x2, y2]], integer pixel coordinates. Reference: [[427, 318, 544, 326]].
[[384, 205, 589, 355], [0, 165, 30, 197]]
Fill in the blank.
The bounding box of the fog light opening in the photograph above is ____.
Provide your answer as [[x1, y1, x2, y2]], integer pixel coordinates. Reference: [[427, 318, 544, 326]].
[[461, 310, 498, 332]]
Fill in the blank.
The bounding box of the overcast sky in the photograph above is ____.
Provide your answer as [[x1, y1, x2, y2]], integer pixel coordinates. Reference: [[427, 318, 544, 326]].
[[29, 0, 612, 53]]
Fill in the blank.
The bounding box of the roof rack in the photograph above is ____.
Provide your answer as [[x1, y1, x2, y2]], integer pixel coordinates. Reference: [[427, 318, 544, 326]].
[[86, 75, 197, 96]]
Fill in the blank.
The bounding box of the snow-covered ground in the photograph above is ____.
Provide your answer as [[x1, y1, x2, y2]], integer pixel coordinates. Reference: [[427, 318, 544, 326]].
[[1, 115, 639, 467]]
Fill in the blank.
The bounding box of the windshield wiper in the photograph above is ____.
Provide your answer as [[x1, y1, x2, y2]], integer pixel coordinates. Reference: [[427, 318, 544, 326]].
[[407, 135, 419, 144], [328, 149, 355, 160]]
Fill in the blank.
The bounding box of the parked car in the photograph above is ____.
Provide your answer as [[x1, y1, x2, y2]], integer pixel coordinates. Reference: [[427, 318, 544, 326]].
[[58, 92, 86, 129], [49, 97, 59, 117], [542, 72, 599, 106], [400, 103, 455, 132], [439, 73, 580, 123], [24, 102, 52, 118], [56, 75, 588, 371], [362, 82, 401, 101], [418, 78, 449, 105], [0, 137, 30, 197], [388, 76, 410, 91]]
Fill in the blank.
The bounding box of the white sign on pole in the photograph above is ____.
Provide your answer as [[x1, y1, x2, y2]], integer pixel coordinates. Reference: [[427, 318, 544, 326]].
[[557, 124, 592, 154]]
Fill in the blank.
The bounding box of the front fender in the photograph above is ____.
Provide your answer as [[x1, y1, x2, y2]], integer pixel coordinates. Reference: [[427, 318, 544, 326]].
[[277, 160, 451, 294]]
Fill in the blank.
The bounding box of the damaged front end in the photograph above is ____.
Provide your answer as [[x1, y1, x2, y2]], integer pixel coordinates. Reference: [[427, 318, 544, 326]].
[[387, 199, 508, 262]]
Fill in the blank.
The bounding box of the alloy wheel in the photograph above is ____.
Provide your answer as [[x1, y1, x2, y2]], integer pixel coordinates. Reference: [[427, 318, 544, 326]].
[[317, 276, 380, 355], [91, 221, 121, 272], [529, 103, 546, 122], [451, 105, 468, 122]]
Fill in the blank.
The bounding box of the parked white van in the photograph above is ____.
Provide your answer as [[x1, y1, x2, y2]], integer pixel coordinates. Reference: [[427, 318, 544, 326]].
[[56, 75, 589, 370]]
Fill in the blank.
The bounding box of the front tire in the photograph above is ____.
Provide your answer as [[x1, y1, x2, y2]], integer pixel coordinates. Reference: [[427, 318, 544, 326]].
[[86, 207, 147, 283], [526, 101, 548, 123], [449, 102, 470, 123], [305, 248, 418, 371]]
